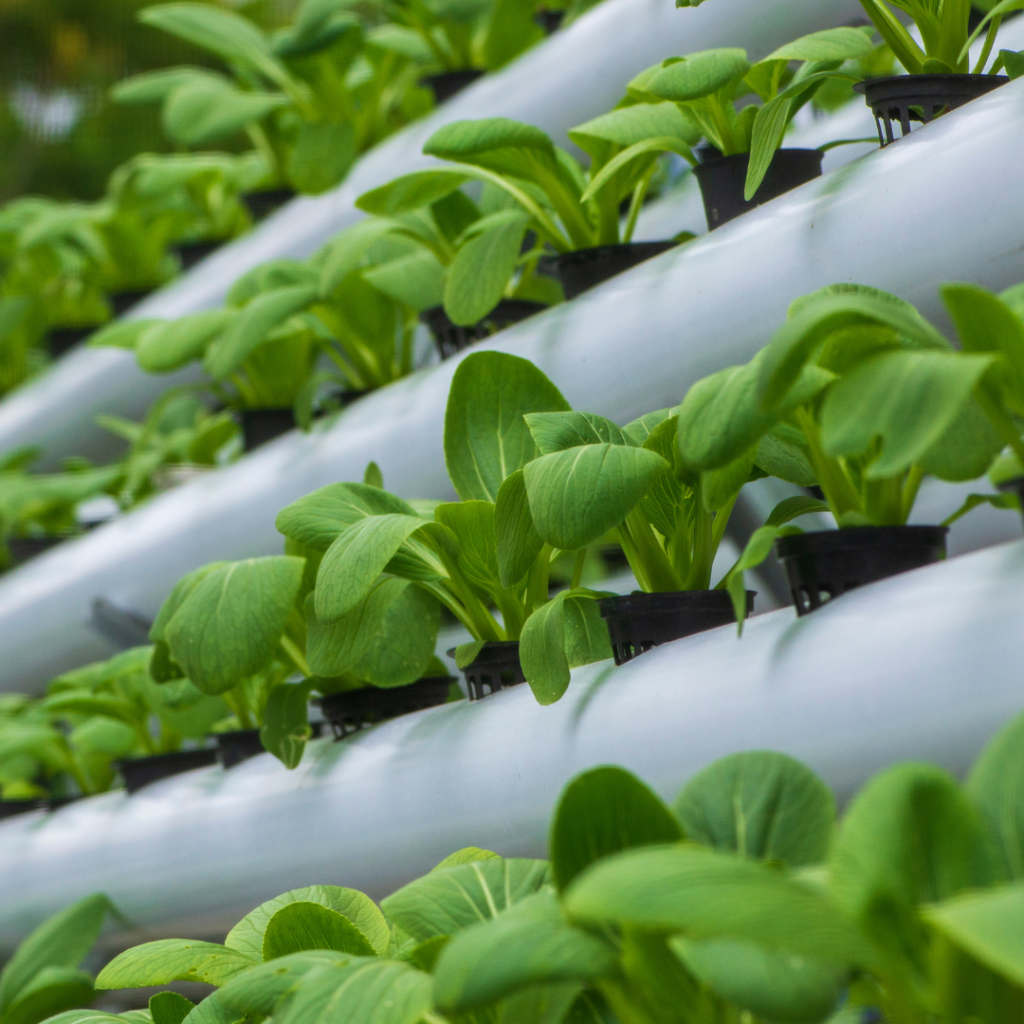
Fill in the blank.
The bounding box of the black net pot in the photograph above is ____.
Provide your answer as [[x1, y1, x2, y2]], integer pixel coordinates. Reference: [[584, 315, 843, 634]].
[[47, 325, 97, 358], [320, 676, 454, 738], [421, 300, 546, 360], [775, 526, 949, 616], [452, 641, 526, 701], [554, 241, 677, 301], [116, 748, 218, 794], [855, 74, 1007, 146], [109, 290, 154, 318], [241, 188, 296, 221], [7, 534, 70, 567], [0, 799, 45, 820], [216, 729, 264, 769], [692, 147, 824, 230], [172, 240, 223, 271], [535, 8, 564, 33], [599, 589, 755, 666], [239, 408, 296, 451], [422, 69, 484, 104]]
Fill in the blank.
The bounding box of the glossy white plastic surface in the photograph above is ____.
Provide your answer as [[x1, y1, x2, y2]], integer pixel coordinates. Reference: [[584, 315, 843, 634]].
[[3, 76, 1024, 690], [0, 539, 1021, 951], [0, 0, 865, 468]]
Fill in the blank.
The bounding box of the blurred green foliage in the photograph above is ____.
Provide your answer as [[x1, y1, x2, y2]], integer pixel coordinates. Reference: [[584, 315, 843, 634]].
[[0, 0, 296, 202]]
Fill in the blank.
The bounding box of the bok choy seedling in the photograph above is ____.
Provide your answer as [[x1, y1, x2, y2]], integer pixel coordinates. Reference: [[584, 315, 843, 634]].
[[676, 282, 1013, 621], [584, 27, 875, 205]]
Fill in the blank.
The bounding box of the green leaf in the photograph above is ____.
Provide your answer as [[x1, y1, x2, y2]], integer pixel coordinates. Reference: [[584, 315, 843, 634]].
[[758, 285, 951, 411], [755, 429, 818, 487], [919, 394, 1003, 482], [647, 49, 751, 101], [110, 67, 228, 104], [355, 171, 472, 217], [444, 211, 530, 326], [314, 515, 449, 622], [525, 411, 630, 453], [524, 443, 669, 550], [671, 936, 845, 1024], [550, 766, 683, 892], [762, 26, 875, 63], [381, 857, 551, 942], [272, 959, 430, 1024], [151, 563, 228, 647], [925, 883, 1024, 988], [165, 557, 305, 695], [0, 968, 95, 1024], [276, 483, 416, 554], [88, 319, 163, 351], [317, 220, 397, 297], [262, 903, 377, 960], [640, 416, 688, 537], [494, 470, 544, 588], [136, 311, 235, 374], [96, 941, 257, 989], [432, 891, 616, 1013], [163, 83, 288, 147], [0, 894, 112, 1012], [569, 103, 698, 156], [204, 286, 316, 380], [564, 845, 875, 969], [424, 118, 558, 183], [215, 951, 348, 1017], [149, 992, 194, 1024], [227, 887, 389, 960], [363, 251, 446, 312], [830, 762, 996, 973], [674, 751, 835, 867], [444, 351, 570, 503], [819, 350, 994, 479], [433, 848, 500, 871], [434, 500, 499, 594], [967, 711, 1024, 880], [260, 680, 314, 770], [286, 122, 355, 195]]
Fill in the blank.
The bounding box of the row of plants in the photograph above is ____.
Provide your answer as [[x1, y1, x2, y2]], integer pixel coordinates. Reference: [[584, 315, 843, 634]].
[[14, 712, 1024, 1024], [5, 268, 1024, 801], [0, 0, 599, 400]]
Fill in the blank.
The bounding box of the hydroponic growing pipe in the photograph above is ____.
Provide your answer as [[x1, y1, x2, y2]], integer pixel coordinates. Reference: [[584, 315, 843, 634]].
[[2, 76, 1024, 690], [0, 539, 1020, 952], [0, 0, 865, 469]]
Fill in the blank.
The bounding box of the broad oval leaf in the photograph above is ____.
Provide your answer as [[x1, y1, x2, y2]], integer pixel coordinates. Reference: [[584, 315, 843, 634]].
[[355, 171, 471, 217], [674, 751, 834, 867], [550, 765, 683, 892], [443, 351, 570, 503], [432, 891, 616, 1013], [525, 411, 630, 453], [262, 903, 377, 960], [424, 118, 557, 181], [227, 887, 389, 960], [762, 26, 874, 62], [136, 310, 235, 374], [647, 49, 751, 101], [96, 941, 257, 989], [494, 469, 544, 588], [165, 556, 305, 695], [215, 951, 349, 1017], [260, 680, 314, 770], [381, 857, 550, 943], [163, 83, 287, 148], [968, 711, 1024, 881], [524, 443, 669, 550]]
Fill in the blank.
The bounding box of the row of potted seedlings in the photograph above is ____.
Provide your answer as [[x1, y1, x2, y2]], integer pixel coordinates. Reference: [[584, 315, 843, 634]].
[[0, 0, 600, 394], [7, 269, 1021, 807], [27, 715, 1024, 1024]]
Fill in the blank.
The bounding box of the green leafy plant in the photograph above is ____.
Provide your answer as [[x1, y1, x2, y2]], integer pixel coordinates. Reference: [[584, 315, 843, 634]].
[[276, 351, 616, 698], [585, 28, 875, 207], [55, 711, 1024, 1024], [0, 893, 116, 1024], [675, 282, 1014, 621], [112, 0, 431, 195], [355, 115, 692, 325]]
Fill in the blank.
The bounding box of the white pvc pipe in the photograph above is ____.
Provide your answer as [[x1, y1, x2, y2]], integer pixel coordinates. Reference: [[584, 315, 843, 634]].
[[2, 75, 1024, 691], [0, 0, 865, 469], [0, 538, 1021, 952]]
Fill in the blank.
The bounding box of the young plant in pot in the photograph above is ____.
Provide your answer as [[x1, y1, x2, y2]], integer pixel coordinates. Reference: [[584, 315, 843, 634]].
[[676, 282, 1010, 619], [354, 179, 564, 357], [112, 0, 430, 204], [149, 554, 321, 769], [515, 398, 824, 702], [276, 351, 614, 701], [42, 647, 230, 795], [587, 27, 876, 231], [358, 116, 691, 315], [0, 452, 122, 569], [851, 0, 1022, 144]]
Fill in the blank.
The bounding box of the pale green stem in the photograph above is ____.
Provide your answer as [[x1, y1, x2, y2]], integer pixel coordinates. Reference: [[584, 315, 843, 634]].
[[570, 548, 586, 590], [621, 163, 657, 244], [280, 634, 312, 678], [623, 507, 682, 592], [973, 14, 1002, 73], [794, 407, 862, 519], [974, 385, 1024, 467]]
